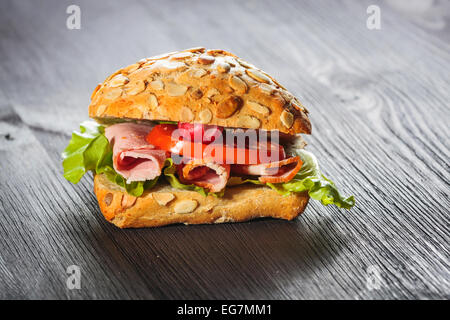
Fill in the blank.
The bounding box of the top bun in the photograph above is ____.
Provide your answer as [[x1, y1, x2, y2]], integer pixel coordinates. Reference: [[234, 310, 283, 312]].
[[89, 47, 311, 135]]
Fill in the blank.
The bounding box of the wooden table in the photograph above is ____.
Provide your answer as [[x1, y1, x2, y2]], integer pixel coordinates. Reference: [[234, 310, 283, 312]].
[[0, 0, 448, 299]]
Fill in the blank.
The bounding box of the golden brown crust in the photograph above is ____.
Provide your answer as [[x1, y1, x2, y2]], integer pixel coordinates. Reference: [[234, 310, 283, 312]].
[[89, 47, 311, 135], [94, 173, 309, 228]]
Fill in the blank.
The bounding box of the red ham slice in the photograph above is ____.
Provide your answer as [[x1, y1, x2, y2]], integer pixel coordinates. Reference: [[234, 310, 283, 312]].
[[231, 156, 302, 184], [105, 123, 167, 182], [177, 159, 230, 192]]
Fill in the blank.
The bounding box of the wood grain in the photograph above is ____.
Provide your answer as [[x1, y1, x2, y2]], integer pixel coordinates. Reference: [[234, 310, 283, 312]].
[[0, 0, 448, 299]]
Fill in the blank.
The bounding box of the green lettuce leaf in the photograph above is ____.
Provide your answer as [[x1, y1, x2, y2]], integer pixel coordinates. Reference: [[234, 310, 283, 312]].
[[227, 149, 355, 209], [61, 121, 157, 197], [163, 158, 224, 197], [62, 121, 110, 183], [157, 120, 178, 125]]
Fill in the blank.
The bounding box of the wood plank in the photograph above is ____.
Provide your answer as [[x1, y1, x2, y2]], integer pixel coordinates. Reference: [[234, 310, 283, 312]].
[[0, 0, 448, 299]]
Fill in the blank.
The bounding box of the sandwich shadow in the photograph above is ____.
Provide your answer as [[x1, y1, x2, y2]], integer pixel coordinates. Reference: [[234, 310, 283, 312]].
[[72, 206, 350, 299]]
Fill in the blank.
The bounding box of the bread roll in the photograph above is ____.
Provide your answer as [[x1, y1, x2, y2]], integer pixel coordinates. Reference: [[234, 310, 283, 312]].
[[94, 173, 309, 228], [89, 47, 311, 135]]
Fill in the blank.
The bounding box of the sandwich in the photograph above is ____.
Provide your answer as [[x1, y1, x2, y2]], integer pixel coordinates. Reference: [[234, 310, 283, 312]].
[[62, 47, 354, 228]]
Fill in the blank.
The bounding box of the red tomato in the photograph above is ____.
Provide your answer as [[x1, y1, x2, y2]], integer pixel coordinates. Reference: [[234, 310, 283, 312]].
[[146, 124, 285, 164], [146, 123, 178, 151]]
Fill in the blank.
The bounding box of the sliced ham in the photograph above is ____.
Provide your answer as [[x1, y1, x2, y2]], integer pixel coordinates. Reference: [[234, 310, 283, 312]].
[[177, 159, 230, 193], [105, 122, 167, 183], [231, 156, 302, 184]]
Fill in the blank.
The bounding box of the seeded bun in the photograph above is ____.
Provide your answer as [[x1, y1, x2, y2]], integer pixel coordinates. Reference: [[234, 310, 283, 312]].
[[94, 173, 309, 228], [89, 47, 311, 135]]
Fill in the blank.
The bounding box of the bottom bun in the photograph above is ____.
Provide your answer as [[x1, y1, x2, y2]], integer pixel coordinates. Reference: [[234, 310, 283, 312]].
[[94, 173, 309, 228]]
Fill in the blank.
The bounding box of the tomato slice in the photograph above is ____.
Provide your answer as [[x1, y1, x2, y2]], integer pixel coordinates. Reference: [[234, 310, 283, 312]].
[[146, 123, 179, 151], [146, 124, 285, 165], [203, 142, 285, 164]]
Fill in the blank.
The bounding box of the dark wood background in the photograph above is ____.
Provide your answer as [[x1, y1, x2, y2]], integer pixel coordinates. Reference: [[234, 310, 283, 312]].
[[0, 0, 449, 299]]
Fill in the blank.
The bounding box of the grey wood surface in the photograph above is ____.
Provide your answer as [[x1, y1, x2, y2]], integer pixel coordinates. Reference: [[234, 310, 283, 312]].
[[0, 0, 449, 299]]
